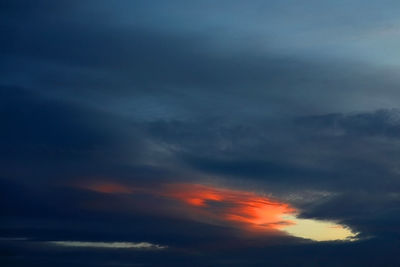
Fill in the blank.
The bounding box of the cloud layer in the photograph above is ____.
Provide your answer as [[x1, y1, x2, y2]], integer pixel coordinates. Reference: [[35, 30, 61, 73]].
[[2, 0, 400, 266]]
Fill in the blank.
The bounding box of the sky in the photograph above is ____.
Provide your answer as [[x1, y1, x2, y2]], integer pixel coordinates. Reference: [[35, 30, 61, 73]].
[[2, 0, 400, 266]]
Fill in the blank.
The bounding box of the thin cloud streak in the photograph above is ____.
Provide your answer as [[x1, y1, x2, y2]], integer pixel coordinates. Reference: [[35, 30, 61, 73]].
[[47, 241, 167, 250]]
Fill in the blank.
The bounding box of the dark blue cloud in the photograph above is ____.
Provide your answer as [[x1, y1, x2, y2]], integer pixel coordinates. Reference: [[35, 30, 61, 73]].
[[2, 0, 400, 266]]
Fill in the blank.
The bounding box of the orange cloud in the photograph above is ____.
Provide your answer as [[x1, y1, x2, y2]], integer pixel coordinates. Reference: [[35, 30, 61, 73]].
[[76, 180, 357, 241], [161, 183, 296, 231], [76, 180, 295, 231], [76, 181, 295, 231], [162, 183, 223, 207]]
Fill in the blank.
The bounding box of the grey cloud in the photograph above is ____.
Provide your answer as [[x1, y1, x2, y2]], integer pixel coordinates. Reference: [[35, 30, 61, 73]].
[[3, 1, 400, 265], [3, 1, 400, 120], [128, 111, 400, 240]]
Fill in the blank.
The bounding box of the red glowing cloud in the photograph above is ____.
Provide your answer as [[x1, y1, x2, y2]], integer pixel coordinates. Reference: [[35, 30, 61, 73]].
[[75, 180, 357, 241], [162, 183, 296, 231], [76, 180, 296, 233], [162, 183, 224, 207]]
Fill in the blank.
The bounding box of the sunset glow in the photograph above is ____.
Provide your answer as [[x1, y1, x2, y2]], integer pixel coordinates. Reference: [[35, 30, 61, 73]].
[[282, 215, 358, 242], [78, 181, 357, 241], [162, 183, 296, 231], [5, 2, 400, 264]]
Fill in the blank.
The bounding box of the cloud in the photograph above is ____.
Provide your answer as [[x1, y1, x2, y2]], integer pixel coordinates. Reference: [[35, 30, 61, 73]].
[[2, 1, 400, 265], [3, 1, 400, 120], [47, 241, 166, 250], [77, 181, 134, 194], [76, 180, 357, 241]]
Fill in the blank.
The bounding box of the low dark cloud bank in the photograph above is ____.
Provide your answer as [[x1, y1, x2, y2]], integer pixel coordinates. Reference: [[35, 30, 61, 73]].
[[2, 1, 400, 266]]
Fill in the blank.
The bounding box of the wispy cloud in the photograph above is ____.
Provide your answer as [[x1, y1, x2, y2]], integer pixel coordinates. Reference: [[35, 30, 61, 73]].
[[77, 181, 357, 241], [47, 241, 167, 250]]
